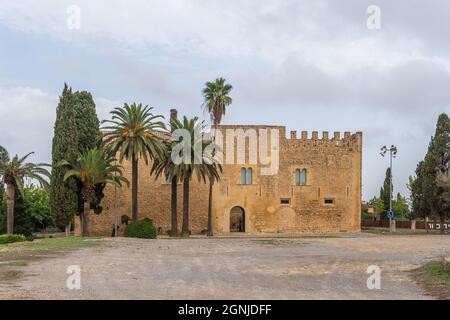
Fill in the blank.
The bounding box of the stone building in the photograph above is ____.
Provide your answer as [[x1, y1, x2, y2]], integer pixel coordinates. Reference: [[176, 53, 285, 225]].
[[77, 113, 362, 236]]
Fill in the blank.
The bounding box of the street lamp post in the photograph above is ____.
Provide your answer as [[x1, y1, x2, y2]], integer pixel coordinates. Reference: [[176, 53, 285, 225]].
[[380, 145, 398, 232]]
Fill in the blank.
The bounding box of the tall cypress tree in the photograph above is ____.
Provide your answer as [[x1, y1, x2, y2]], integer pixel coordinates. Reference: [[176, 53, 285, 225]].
[[72, 91, 104, 216], [411, 113, 450, 232], [12, 188, 32, 237], [50, 84, 79, 230], [410, 161, 429, 219], [73, 91, 101, 153], [379, 167, 392, 214], [423, 114, 450, 230]]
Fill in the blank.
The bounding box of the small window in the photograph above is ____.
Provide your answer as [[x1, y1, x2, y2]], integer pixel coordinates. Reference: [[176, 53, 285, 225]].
[[246, 167, 253, 185], [280, 198, 291, 205], [295, 169, 301, 186], [240, 167, 253, 185], [295, 168, 308, 186], [240, 168, 246, 185], [301, 169, 307, 186], [324, 198, 334, 205]]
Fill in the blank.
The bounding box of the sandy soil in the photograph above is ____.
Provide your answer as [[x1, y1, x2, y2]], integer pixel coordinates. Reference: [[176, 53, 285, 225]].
[[0, 234, 449, 300]]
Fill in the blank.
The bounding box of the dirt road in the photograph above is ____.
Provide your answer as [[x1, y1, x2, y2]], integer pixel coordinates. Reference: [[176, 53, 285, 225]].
[[1, 234, 449, 299]]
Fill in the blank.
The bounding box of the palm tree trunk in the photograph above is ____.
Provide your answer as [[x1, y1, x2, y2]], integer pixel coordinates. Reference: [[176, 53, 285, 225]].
[[131, 155, 138, 222], [171, 177, 178, 237], [182, 176, 190, 238], [82, 201, 90, 237], [207, 177, 214, 237], [6, 183, 15, 234]]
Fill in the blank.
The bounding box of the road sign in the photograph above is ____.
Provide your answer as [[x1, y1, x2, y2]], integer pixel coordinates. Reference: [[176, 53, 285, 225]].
[[387, 211, 394, 219]]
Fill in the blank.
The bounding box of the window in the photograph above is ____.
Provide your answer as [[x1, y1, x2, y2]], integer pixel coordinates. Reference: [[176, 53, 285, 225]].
[[324, 198, 334, 205], [295, 169, 308, 186], [240, 167, 253, 185], [246, 167, 253, 185], [295, 169, 301, 186], [241, 167, 246, 185], [280, 198, 290, 205], [301, 169, 307, 186]]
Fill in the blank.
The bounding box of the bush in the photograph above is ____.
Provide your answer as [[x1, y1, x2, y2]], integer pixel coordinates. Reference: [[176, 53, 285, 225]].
[[0, 186, 54, 235], [124, 218, 157, 239], [0, 234, 27, 244]]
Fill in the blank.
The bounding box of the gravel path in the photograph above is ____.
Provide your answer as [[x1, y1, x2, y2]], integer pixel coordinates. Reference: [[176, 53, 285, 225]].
[[1, 234, 449, 299]]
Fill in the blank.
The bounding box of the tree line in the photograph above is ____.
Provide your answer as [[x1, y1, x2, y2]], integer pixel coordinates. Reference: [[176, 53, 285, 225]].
[[0, 78, 232, 238]]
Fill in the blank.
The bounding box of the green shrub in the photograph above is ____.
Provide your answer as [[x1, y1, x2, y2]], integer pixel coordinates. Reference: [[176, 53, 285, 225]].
[[0, 234, 27, 244], [124, 218, 157, 239]]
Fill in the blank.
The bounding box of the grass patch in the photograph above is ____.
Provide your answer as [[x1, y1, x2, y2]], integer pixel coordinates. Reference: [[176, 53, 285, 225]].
[[414, 260, 450, 300], [0, 236, 102, 251]]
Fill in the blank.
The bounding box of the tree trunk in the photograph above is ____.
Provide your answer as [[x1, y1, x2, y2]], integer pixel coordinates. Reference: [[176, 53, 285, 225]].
[[207, 177, 213, 237], [425, 216, 429, 233], [182, 176, 190, 238], [6, 183, 15, 234], [171, 177, 178, 237], [65, 221, 72, 237], [81, 201, 90, 237], [131, 156, 138, 222], [440, 216, 445, 234]]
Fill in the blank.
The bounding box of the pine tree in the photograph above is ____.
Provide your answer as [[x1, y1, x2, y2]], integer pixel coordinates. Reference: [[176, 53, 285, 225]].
[[50, 84, 79, 230]]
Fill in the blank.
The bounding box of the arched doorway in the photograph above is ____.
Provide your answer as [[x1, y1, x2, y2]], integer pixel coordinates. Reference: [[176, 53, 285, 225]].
[[230, 206, 245, 232]]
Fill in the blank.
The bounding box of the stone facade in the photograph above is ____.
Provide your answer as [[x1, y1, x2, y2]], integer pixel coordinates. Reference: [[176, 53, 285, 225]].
[[76, 123, 362, 236]]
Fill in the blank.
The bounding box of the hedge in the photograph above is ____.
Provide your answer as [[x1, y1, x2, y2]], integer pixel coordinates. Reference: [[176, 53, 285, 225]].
[[0, 234, 27, 244]]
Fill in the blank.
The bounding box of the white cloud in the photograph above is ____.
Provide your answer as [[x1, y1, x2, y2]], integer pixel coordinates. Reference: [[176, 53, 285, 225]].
[[0, 85, 118, 164], [0, 86, 56, 163]]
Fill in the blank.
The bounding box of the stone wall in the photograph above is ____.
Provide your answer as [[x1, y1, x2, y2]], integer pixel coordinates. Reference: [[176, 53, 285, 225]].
[[77, 125, 362, 236]]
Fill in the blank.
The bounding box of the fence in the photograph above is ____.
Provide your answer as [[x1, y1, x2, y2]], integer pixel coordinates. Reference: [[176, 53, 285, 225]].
[[361, 220, 449, 230]]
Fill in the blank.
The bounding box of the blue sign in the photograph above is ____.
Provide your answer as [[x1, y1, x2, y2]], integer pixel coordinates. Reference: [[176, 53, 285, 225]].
[[387, 211, 394, 219]]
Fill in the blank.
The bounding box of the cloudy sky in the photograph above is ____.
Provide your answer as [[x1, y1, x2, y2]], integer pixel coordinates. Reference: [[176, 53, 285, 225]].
[[0, 0, 448, 200]]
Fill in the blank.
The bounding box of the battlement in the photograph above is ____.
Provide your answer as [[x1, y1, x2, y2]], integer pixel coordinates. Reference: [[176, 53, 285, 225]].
[[288, 130, 362, 142]]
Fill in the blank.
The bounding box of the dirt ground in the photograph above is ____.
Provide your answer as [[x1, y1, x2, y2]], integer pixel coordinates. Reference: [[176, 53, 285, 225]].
[[0, 234, 449, 300]]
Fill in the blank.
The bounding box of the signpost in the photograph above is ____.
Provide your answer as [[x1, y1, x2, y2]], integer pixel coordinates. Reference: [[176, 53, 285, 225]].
[[387, 211, 394, 231]]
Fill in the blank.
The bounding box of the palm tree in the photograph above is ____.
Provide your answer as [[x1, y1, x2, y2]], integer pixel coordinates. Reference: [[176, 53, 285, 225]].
[[61, 148, 129, 236], [162, 116, 221, 237], [151, 138, 179, 237], [102, 103, 165, 222], [0, 146, 7, 209], [202, 77, 233, 236], [204, 161, 222, 237], [202, 77, 233, 125], [153, 111, 180, 237], [0, 148, 50, 234]]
